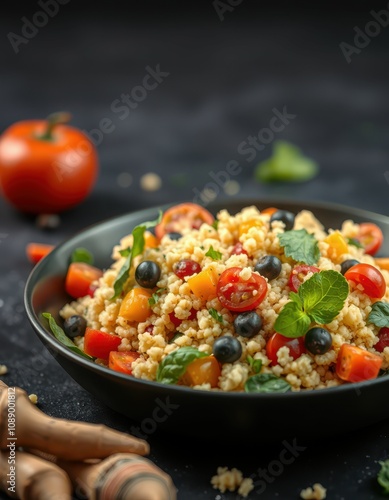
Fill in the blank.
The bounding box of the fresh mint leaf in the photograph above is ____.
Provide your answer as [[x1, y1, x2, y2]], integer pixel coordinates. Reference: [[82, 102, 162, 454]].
[[111, 212, 162, 299], [119, 247, 131, 257], [377, 460, 389, 494], [368, 302, 389, 328], [247, 355, 262, 374], [209, 308, 224, 323], [148, 288, 166, 306], [274, 270, 349, 338], [299, 270, 349, 324], [278, 229, 320, 266], [245, 373, 291, 393], [205, 245, 223, 260], [254, 141, 318, 183], [347, 237, 363, 249], [156, 346, 207, 384], [71, 247, 94, 265], [274, 301, 311, 338], [42, 312, 93, 360]]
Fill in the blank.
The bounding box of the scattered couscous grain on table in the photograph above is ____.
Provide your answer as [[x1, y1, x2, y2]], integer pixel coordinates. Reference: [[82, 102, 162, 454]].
[[55, 202, 389, 393]]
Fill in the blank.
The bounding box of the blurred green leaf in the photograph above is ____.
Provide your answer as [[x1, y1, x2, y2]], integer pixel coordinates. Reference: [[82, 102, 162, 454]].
[[255, 141, 319, 183]]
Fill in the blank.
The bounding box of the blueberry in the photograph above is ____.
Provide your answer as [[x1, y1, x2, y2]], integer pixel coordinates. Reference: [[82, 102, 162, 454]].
[[254, 255, 282, 281], [213, 336, 242, 363], [304, 327, 332, 355], [167, 232, 182, 240], [270, 210, 295, 231], [340, 259, 359, 275], [63, 315, 87, 338], [234, 311, 262, 338], [135, 260, 161, 288]]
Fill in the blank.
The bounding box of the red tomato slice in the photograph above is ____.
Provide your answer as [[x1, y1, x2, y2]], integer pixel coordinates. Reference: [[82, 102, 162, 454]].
[[216, 267, 267, 312], [65, 262, 103, 299], [288, 265, 320, 293], [358, 223, 383, 256], [108, 351, 141, 374], [169, 308, 197, 327], [374, 327, 389, 353], [344, 263, 386, 299], [336, 343, 382, 382], [84, 328, 121, 360], [266, 333, 306, 365], [26, 243, 55, 264], [155, 203, 214, 239]]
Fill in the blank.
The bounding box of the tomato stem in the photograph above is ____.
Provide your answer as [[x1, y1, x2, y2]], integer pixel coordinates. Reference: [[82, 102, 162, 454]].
[[38, 112, 72, 141]]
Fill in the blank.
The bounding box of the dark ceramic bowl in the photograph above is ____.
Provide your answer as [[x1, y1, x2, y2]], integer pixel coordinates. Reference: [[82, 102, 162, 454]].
[[24, 198, 389, 443]]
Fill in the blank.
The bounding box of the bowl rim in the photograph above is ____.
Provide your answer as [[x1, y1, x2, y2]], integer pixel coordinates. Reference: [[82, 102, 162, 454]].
[[24, 196, 389, 401]]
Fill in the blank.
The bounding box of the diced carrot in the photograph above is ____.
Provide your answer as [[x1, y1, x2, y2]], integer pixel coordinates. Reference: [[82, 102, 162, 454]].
[[187, 266, 218, 301], [239, 219, 264, 236], [181, 355, 221, 388], [26, 243, 55, 264], [119, 288, 153, 322], [261, 207, 278, 216], [324, 231, 349, 261]]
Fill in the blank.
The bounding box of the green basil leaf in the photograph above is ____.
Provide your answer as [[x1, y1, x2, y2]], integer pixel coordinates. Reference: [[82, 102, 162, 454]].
[[71, 247, 94, 264], [368, 302, 389, 328], [156, 346, 207, 384], [378, 460, 389, 493], [278, 229, 320, 265], [111, 211, 162, 299], [148, 288, 166, 306], [274, 301, 311, 338], [347, 237, 363, 249], [254, 140, 318, 183], [212, 220, 219, 230], [244, 373, 291, 393], [299, 270, 349, 324], [205, 245, 223, 260], [42, 312, 93, 360], [209, 308, 224, 323], [247, 355, 262, 374], [119, 247, 131, 257]]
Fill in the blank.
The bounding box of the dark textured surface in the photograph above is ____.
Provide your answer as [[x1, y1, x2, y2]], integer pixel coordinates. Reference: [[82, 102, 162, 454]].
[[1, 3, 389, 499]]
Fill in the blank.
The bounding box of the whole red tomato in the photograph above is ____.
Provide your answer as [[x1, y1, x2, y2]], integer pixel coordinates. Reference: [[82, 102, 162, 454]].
[[0, 112, 98, 214]]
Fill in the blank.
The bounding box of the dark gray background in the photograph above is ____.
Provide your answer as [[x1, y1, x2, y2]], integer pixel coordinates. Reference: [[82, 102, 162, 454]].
[[1, 2, 389, 498]]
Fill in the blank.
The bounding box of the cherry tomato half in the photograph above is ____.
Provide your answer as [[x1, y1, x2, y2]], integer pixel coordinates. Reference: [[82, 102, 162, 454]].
[[155, 203, 214, 239], [65, 262, 103, 299], [344, 263, 386, 299], [357, 223, 383, 256], [336, 343, 382, 382], [266, 333, 306, 365], [108, 351, 141, 375], [216, 267, 267, 312], [288, 264, 320, 293]]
